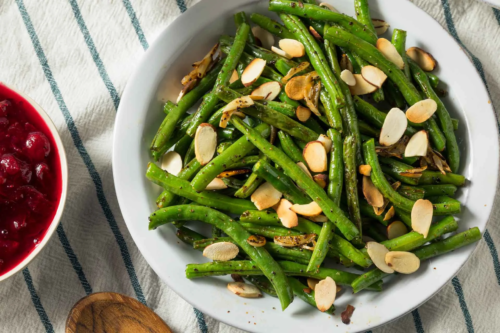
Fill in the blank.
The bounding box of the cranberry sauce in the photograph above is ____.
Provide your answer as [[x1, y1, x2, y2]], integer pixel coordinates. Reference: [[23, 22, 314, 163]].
[[0, 84, 62, 276]]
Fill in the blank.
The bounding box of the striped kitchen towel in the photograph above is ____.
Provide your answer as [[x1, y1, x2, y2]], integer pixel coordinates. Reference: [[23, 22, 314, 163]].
[[0, 0, 499, 332]]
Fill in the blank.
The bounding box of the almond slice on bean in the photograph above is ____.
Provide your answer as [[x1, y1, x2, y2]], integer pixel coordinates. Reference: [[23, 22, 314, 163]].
[[317, 134, 332, 152], [406, 47, 437, 71], [252, 26, 275, 49], [251, 182, 282, 210], [384, 206, 396, 221], [229, 69, 239, 84], [385, 251, 420, 274], [307, 278, 320, 290], [227, 282, 263, 298], [340, 69, 356, 86], [241, 58, 266, 87], [340, 54, 353, 72], [271, 46, 293, 59], [376, 38, 404, 69], [319, 2, 339, 12], [276, 198, 298, 228], [361, 65, 387, 88], [309, 26, 323, 41], [359, 165, 372, 176], [297, 162, 313, 179], [195, 123, 217, 165], [348, 74, 378, 95], [307, 214, 328, 223], [219, 96, 254, 128], [406, 99, 438, 123], [290, 201, 322, 217], [161, 151, 183, 175], [411, 199, 433, 238], [379, 108, 407, 146], [285, 75, 308, 100], [405, 130, 429, 157], [205, 178, 228, 190], [296, 105, 311, 122], [279, 39, 305, 58], [366, 242, 394, 273], [387, 220, 407, 239], [372, 19, 390, 35], [363, 176, 385, 208], [303, 141, 327, 172], [251, 81, 282, 101], [313, 174, 328, 189], [203, 242, 239, 261], [247, 235, 266, 247], [314, 277, 337, 312], [274, 233, 316, 247]]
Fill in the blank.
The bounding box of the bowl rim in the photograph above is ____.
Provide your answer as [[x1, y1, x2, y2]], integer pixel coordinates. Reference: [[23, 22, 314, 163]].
[[0, 82, 69, 282]]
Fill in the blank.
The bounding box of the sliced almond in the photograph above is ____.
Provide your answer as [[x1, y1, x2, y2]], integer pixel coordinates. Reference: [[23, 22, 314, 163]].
[[307, 214, 328, 223], [376, 38, 404, 69], [276, 198, 298, 228], [241, 58, 266, 87], [317, 134, 332, 152], [181, 43, 219, 85], [290, 201, 322, 217], [217, 169, 251, 178], [303, 141, 327, 172], [348, 74, 378, 95], [383, 205, 396, 221], [274, 233, 316, 247], [407, 47, 437, 71], [285, 75, 308, 100], [366, 242, 394, 273], [319, 2, 339, 12], [251, 182, 282, 210], [359, 165, 372, 176], [405, 130, 428, 157], [406, 99, 438, 123], [362, 176, 384, 208], [251, 81, 281, 101], [229, 69, 239, 84], [309, 26, 323, 41], [203, 242, 239, 261], [385, 251, 420, 274], [205, 178, 227, 190], [252, 26, 275, 49], [227, 282, 263, 298], [247, 235, 266, 247], [340, 54, 353, 72], [361, 65, 387, 88], [307, 278, 320, 290], [411, 199, 433, 238], [282, 62, 310, 84], [195, 123, 217, 165], [379, 108, 407, 146], [313, 174, 328, 189], [340, 69, 356, 86], [297, 162, 313, 179], [314, 277, 337, 312], [387, 220, 408, 239], [296, 105, 311, 122], [279, 39, 305, 58], [271, 46, 293, 59], [372, 19, 390, 35], [219, 96, 254, 128], [161, 151, 183, 175]]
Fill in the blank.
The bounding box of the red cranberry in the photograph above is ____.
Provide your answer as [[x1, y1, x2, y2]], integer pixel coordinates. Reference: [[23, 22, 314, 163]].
[[0, 154, 32, 183], [0, 117, 8, 131], [25, 132, 50, 161], [0, 239, 19, 255], [0, 100, 10, 117], [7, 122, 26, 154], [18, 186, 52, 215]]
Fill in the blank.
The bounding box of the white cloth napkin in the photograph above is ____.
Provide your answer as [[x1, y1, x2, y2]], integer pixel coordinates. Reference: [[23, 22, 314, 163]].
[[0, 0, 499, 332]]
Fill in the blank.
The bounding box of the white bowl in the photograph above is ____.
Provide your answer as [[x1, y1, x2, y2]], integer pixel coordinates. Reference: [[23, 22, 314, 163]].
[[0, 83, 68, 282], [113, 0, 499, 331]]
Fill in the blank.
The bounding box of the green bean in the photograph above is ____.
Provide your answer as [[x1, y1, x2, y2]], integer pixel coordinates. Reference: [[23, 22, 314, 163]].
[[269, 0, 378, 45], [397, 185, 425, 200], [418, 184, 458, 198], [250, 13, 295, 39], [278, 131, 307, 164], [176, 226, 206, 246], [173, 134, 194, 158], [419, 171, 466, 186], [244, 276, 278, 297], [452, 118, 459, 131], [379, 157, 420, 186], [221, 177, 246, 189], [240, 222, 303, 238], [234, 12, 256, 44], [163, 101, 176, 115], [429, 196, 461, 215], [225, 155, 260, 169], [217, 141, 234, 155], [344, 49, 361, 74], [364, 223, 387, 242], [395, 207, 412, 228], [383, 79, 407, 109], [391, 29, 411, 79], [358, 119, 380, 138], [327, 129, 343, 203], [288, 277, 335, 314], [234, 172, 265, 198], [266, 101, 297, 118], [217, 127, 240, 141], [426, 72, 439, 89], [359, 199, 387, 226], [344, 136, 362, 237], [354, 0, 376, 31], [183, 139, 196, 165], [185, 93, 220, 137]]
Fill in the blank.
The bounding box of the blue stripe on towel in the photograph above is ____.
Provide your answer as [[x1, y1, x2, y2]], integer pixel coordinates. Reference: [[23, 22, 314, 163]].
[[15, 0, 147, 306], [412, 309, 425, 333], [493, 8, 500, 26], [121, 0, 149, 50], [484, 230, 500, 285], [176, 0, 187, 13], [23, 268, 55, 333], [452, 277, 474, 333]]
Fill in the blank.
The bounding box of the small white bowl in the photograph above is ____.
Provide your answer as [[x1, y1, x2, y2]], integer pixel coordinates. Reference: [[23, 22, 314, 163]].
[[0, 83, 68, 282]]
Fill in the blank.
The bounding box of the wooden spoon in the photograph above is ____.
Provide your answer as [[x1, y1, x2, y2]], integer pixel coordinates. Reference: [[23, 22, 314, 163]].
[[66, 292, 172, 333]]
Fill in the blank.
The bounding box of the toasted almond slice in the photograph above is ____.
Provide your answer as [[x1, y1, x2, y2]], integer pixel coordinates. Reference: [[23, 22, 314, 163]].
[[276, 198, 299, 228], [349, 74, 378, 95], [203, 242, 239, 261], [177, 79, 197, 103], [161, 151, 183, 175], [227, 282, 263, 298], [271, 46, 293, 59], [319, 2, 339, 12], [274, 233, 316, 247], [251, 81, 281, 101], [217, 169, 251, 178], [241, 58, 266, 87], [307, 214, 328, 223], [307, 278, 320, 290], [229, 69, 239, 84], [247, 235, 266, 247], [279, 39, 306, 57], [291, 201, 323, 217], [406, 99, 438, 123], [411, 199, 433, 238], [195, 123, 217, 165], [251, 182, 282, 210], [379, 108, 407, 146], [383, 205, 396, 221], [362, 235, 375, 243], [340, 69, 356, 86], [340, 54, 353, 72], [297, 162, 313, 179], [359, 165, 372, 176], [385, 251, 420, 274], [296, 105, 311, 122], [405, 130, 429, 157], [303, 141, 327, 172], [313, 174, 328, 189], [363, 176, 384, 208], [314, 277, 337, 312], [282, 62, 310, 84], [366, 242, 394, 273], [252, 26, 275, 49], [407, 47, 437, 71], [285, 75, 308, 100], [205, 178, 228, 190], [387, 220, 408, 239], [372, 19, 390, 35], [317, 134, 332, 152], [376, 38, 404, 69], [361, 65, 388, 88], [219, 96, 254, 128], [309, 26, 323, 41]]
